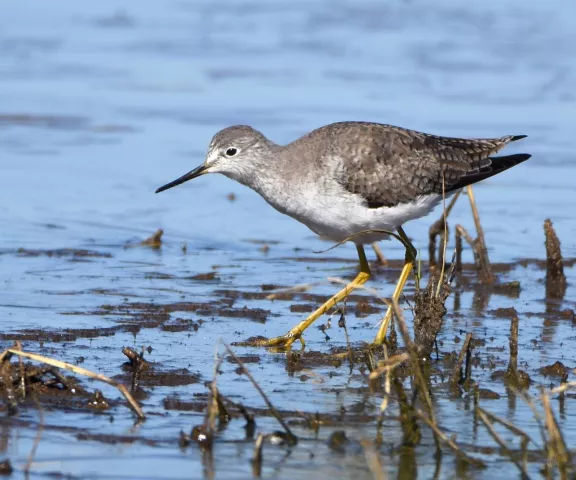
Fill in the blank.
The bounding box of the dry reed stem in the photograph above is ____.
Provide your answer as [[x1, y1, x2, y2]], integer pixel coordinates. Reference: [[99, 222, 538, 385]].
[[416, 410, 484, 467], [549, 380, 576, 396], [201, 448, 215, 480], [369, 352, 409, 413], [394, 373, 421, 446], [466, 186, 492, 280], [508, 314, 519, 375], [436, 173, 449, 297], [315, 228, 413, 256], [336, 310, 354, 365], [23, 393, 44, 477], [327, 277, 389, 310], [455, 223, 492, 282], [515, 391, 548, 452], [361, 439, 388, 480], [372, 243, 388, 266], [455, 226, 463, 274], [541, 391, 572, 478], [477, 405, 532, 472], [0, 349, 11, 364], [222, 343, 297, 445], [265, 283, 316, 300], [3, 348, 145, 419], [477, 407, 533, 442], [455, 225, 475, 249], [251, 432, 265, 478], [476, 408, 529, 477], [392, 301, 434, 418], [544, 218, 567, 299], [369, 353, 410, 381], [206, 344, 226, 433], [455, 186, 494, 282], [392, 301, 439, 452], [428, 190, 461, 270], [450, 333, 472, 388], [0, 357, 18, 414], [15, 341, 26, 400]]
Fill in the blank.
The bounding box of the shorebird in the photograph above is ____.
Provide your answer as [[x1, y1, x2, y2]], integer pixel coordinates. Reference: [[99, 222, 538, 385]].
[[156, 122, 530, 348]]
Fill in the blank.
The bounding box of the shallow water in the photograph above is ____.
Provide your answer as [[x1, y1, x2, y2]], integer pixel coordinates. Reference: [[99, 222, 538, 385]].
[[1, 0, 576, 478]]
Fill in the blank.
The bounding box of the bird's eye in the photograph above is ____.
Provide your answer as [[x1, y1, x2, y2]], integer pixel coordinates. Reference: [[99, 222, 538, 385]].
[[225, 147, 238, 157]]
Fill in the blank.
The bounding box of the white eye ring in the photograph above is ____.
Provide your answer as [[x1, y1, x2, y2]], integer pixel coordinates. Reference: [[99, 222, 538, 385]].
[[225, 147, 238, 157]]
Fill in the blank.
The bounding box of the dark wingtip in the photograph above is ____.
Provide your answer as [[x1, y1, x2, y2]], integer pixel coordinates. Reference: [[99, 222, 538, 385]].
[[511, 134, 527, 142], [495, 153, 532, 168]]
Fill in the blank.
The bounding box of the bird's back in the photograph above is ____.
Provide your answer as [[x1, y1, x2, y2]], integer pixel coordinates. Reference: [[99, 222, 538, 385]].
[[288, 121, 530, 209]]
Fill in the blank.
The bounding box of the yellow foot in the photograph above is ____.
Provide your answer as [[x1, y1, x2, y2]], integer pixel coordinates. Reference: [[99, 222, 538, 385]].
[[234, 245, 372, 351], [232, 331, 304, 351]]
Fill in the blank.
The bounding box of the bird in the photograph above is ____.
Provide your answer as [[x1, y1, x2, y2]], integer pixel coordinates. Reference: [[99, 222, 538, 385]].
[[156, 121, 530, 349]]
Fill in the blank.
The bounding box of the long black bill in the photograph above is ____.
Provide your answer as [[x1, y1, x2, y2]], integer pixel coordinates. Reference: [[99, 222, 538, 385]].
[[155, 164, 209, 193]]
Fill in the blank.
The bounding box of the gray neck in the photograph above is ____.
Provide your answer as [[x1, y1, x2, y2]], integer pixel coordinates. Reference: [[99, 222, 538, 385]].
[[229, 143, 308, 217], [237, 139, 324, 219]]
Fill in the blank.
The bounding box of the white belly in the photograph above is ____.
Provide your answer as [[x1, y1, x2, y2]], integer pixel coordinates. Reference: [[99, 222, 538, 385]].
[[297, 193, 442, 244], [253, 172, 442, 245]]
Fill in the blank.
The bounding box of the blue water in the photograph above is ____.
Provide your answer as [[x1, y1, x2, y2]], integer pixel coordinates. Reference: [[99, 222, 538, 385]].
[[1, 0, 575, 478]]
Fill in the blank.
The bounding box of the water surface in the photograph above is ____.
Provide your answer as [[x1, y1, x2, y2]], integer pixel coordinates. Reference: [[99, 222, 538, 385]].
[[1, 0, 575, 478]]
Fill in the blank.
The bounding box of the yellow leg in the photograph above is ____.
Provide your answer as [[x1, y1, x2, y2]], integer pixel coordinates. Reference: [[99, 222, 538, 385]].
[[236, 244, 371, 350], [372, 242, 387, 266], [373, 227, 417, 345]]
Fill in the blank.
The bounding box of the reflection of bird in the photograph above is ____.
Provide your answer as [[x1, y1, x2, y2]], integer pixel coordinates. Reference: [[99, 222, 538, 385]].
[[156, 122, 530, 348]]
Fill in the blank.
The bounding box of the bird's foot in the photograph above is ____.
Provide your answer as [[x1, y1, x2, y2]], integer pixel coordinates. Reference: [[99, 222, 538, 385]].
[[232, 330, 304, 351]]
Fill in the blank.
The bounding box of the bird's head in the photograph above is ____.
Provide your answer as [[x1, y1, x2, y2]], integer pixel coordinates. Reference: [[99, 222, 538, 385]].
[[155, 125, 272, 193]]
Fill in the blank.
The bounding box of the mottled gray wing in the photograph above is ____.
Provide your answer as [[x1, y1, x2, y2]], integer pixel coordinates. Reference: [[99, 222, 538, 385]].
[[330, 123, 529, 208]]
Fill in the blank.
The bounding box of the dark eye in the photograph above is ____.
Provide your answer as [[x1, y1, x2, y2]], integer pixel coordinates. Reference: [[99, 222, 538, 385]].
[[225, 147, 238, 157]]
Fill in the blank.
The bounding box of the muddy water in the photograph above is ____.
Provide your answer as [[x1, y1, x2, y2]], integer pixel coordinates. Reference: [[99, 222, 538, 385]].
[[1, 0, 576, 478]]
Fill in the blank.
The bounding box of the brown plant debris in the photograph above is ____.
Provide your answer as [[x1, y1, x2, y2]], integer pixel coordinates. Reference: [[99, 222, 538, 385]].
[[188, 271, 219, 281], [454, 186, 494, 283], [504, 314, 532, 389], [450, 333, 473, 393], [223, 343, 297, 445], [428, 189, 461, 271], [413, 273, 452, 358], [371, 242, 388, 266], [477, 389, 500, 399], [544, 219, 567, 299], [416, 410, 485, 468], [16, 248, 111, 259], [361, 439, 387, 480], [393, 302, 437, 451], [251, 432, 265, 477], [393, 374, 421, 446], [540, 361, 569, 378], [542, 390, 572, 477], [0, 459, 13, 476], [0, 347, 145, 419], [507, 313, 519, 378], [140, 229, 164, 248], [327, 430, 350, 452], [475, 406, 531, 477]]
